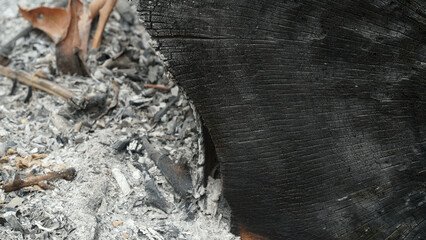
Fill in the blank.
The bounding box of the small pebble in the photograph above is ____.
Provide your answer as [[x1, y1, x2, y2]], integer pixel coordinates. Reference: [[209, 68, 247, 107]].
[[171, 86, 179, 97]]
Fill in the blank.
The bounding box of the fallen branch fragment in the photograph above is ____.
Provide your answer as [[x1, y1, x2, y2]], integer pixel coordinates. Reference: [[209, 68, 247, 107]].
[[2, 168, 76, 192], [0, 65, 76, 100]]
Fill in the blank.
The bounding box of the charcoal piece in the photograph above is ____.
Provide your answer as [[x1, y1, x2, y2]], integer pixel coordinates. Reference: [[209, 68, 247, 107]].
[[112, 139, 131, 152], [141, 137, 192, 198], [0, 216, 6, 225], [152, 96, 178, 123], [55, 135, 68, 145], [96, 52, 110, 63], [144, 175, 169, 213], [183, 201, 196, 221]]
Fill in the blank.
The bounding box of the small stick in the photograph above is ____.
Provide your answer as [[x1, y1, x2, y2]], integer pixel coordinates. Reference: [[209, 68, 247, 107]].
[[2, 168, 76, 192], [144, 84, 169, 91], [0, 65, 76, 100]]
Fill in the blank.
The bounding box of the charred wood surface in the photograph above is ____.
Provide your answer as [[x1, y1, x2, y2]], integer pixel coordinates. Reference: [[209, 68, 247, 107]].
[[138, 1, 425, 239]]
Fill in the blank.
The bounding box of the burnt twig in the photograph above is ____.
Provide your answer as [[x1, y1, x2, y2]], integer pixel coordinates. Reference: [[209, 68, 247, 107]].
[[2, 168, 76, 192], [9, 78, 18, 95], [24, 86, 33, 103], [141, 136, 192, 198]]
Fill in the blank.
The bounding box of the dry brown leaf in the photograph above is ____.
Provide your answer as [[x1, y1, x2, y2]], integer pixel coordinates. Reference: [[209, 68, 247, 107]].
[[31, 153, 48, 160], [18, 5, 70, 44], [15, 156, 41, 169], [0, 156, 9, 163], [15, 156, 27, 168], [19, 0, 117, 76], [7, 149, 17, 156]]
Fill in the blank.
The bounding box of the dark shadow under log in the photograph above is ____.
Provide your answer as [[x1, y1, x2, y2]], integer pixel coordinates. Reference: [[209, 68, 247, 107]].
[[138, 1, 425, 239]]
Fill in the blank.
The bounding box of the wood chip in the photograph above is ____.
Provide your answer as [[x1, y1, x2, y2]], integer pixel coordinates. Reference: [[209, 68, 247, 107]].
[[112, 220, 123, 227]]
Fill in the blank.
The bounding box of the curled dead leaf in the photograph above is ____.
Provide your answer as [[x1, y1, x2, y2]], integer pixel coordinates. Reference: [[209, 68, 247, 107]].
[[18, 5, 70, 44], [7, 149, 17, 156]]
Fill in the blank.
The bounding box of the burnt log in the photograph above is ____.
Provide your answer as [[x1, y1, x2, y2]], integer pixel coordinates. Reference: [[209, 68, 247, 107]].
[[137, 1, 425, 239]]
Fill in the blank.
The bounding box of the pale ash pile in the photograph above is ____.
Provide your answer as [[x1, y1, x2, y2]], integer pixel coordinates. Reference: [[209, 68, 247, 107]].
[[0, 1, 236, 239]]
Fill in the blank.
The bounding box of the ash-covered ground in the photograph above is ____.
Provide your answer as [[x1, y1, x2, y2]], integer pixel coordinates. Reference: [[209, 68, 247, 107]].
[[0, 1, 236, 239]]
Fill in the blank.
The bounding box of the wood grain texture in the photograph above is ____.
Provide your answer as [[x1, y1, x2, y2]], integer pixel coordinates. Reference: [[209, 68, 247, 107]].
[[138, 0, 425, 239]]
